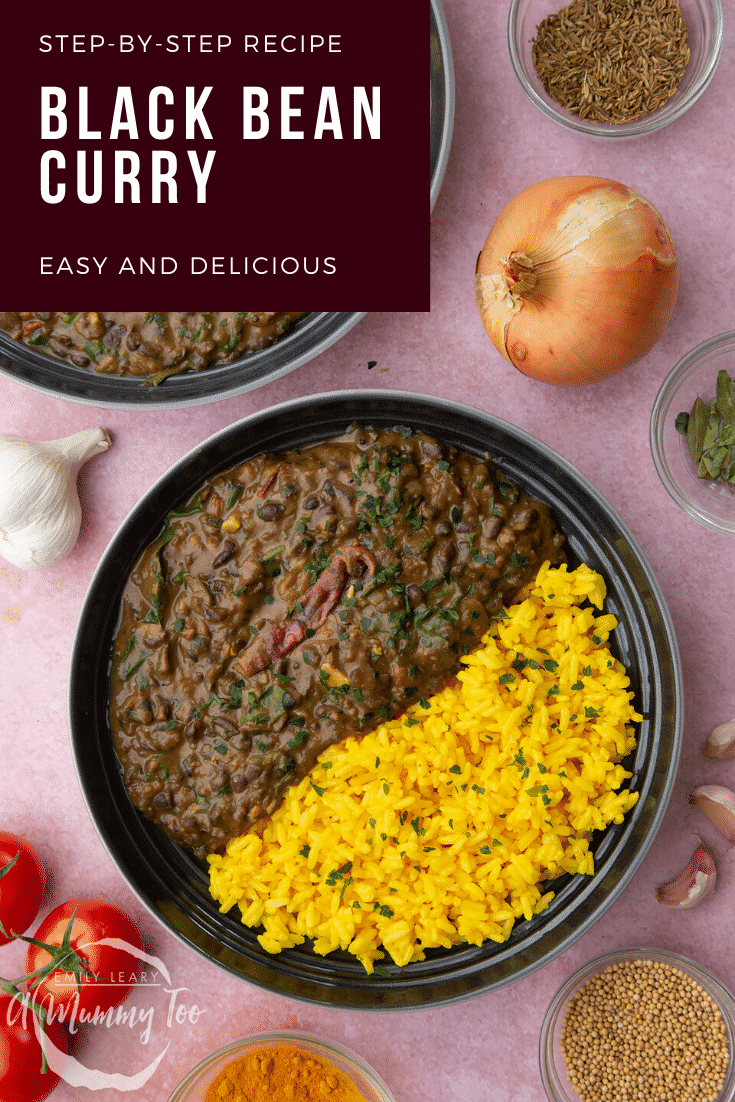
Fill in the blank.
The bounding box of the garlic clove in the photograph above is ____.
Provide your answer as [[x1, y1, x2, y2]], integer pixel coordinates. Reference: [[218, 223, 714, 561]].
[[701, 718, 735, 760], [0, 427, 111, 570], [690, 785, 735, 845], [657, 838, 716, 908]]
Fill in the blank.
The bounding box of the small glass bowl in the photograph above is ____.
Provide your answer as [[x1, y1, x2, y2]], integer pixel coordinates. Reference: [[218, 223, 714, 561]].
[[167, 1031, 396, 1102], [539, 948, 735, 1102], [650, 331, 735, 537], [508, 0, 724, 138]]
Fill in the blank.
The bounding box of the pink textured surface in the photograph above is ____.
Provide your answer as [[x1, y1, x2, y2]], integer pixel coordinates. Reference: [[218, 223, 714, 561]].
[[2, 4, 735, 1099]]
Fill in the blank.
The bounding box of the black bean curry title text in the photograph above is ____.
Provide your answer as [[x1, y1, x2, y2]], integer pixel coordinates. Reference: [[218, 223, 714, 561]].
[[38, 34, 380, 205]]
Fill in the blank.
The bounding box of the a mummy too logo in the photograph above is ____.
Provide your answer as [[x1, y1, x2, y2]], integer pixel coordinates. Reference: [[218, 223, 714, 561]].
[[6, 937, 203, 1090]]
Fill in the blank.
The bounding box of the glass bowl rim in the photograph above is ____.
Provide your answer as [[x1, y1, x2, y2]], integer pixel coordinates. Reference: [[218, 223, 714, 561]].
[[539, 946, 735, 1102], [167, 1028, 397, 1102], [650, 330, 735, 537], [507, 0, 725, 139]]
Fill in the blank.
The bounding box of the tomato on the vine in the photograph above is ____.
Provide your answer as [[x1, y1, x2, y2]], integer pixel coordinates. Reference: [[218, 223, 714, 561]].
[[0, 992, 68, 1102], [24, 898, 144, 1018], [0, 834, 45, 947]]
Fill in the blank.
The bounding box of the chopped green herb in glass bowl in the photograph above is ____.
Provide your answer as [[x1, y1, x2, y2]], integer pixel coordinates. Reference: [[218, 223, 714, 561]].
[[650, 332, 735, 537], [675, 369, 735, 488]]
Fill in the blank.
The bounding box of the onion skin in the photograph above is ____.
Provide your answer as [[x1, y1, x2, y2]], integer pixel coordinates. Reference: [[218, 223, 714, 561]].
[[657, 839, 716, 909], [474, 176, 679, 386]]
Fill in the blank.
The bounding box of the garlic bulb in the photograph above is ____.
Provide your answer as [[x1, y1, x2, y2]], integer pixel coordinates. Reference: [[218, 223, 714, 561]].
[[0, 428, 111, 570]]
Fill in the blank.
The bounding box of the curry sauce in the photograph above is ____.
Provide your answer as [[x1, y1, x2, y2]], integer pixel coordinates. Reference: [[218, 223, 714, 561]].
[[109, 426, 565, 857], [0, 311, 304, 382]]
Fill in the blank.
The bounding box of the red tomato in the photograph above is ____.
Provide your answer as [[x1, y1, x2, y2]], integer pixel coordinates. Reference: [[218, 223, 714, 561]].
[[0, 992, 68, 1102], [24, 899, 144, 1019], [0, 833, 45, 947]]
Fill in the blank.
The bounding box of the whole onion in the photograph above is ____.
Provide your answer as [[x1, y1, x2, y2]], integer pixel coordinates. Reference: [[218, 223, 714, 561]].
[[474, 176, 679, 385]]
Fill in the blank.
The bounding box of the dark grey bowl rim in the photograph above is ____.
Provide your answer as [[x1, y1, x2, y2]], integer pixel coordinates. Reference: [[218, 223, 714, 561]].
[[430, 0, 454, 210], [69, 389, 683, 1010], [0, 312, 365, 411]]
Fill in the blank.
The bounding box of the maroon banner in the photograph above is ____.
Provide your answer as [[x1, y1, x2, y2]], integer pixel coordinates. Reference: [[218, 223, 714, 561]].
[[2, 1, 428, 309]]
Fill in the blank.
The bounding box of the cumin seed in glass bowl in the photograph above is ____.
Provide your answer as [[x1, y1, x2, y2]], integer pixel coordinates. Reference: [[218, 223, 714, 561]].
[[539, 949, 735, 1102], [650, 332, 735, 537], [508, 0, 724, 138]]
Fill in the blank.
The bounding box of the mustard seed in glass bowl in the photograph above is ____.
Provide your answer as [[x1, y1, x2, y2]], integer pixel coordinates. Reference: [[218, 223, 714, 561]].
[[539, 949, 735, 1102]]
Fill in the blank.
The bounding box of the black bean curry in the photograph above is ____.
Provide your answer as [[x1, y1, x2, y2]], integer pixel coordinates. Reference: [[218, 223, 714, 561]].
[[109, 426, 565, 858], [0, 312, 304, 384]]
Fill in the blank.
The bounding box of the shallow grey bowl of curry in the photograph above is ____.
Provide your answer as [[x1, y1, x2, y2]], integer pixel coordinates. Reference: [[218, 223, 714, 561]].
[[0, 312, 364, 411], [69, 390, 683, 1010]]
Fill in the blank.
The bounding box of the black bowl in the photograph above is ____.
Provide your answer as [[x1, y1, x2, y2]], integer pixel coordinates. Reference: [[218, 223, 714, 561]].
[[69, 391, 682, 1010], [0, 312, 364, 411]]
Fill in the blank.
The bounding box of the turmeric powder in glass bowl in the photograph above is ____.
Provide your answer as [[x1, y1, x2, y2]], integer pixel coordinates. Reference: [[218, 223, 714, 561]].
[[539, 948, 735, 1102], [167, 1031, 396, 1102]]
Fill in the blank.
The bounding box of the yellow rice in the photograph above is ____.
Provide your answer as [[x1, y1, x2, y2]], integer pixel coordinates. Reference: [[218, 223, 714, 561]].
[[207, 562, 641, 973]]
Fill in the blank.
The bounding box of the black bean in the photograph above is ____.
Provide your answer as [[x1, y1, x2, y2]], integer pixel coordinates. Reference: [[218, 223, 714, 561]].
[[153, 792, 170, 809], [421, 440, 444, 459], [136, 699, 155, 723], [231, 773, 249, 793], [406, 584, 424, 606], [435, 520, 452, 537], [260, 502, 284, 522], [151, 727, 181, 751], [213, 716, 237, 734], [304, 496, 319, 510], [103, 328, 122, 350], [281, 692, 296, 710], [55, 335, 72, 347], [126, 330, 141, 350], [510, 505, 535, 531], [203, 605, 227, 622], [154, 698, 171, 722], [436, 540, 456, 568], [212, 540, 237, 568], [70, 353, 90, 367], [138, 340, 160, 357]]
